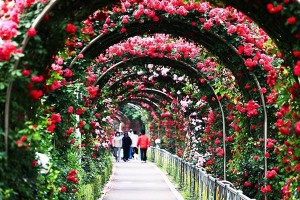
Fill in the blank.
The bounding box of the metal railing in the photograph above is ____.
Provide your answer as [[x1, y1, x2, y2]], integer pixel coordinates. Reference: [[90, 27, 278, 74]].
[[148, 147, 255, 200]]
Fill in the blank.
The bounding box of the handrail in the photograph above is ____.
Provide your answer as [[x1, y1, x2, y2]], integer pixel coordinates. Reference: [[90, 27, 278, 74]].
[[148, 147, 255, 200]]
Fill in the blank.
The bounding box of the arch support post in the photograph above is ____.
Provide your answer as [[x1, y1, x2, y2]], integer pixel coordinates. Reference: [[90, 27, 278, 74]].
[[208, 84, 226, 180], [4, 0, 59, 157], [252, 74, 268, 200]]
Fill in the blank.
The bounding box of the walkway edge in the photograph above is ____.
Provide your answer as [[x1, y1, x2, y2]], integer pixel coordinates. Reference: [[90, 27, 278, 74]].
[[97, 162, 116, 200], [150, 162, 185, 200]]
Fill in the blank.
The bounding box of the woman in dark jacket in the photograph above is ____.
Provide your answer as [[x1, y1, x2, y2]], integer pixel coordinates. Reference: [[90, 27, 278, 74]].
[[122, 131, 132, 162]]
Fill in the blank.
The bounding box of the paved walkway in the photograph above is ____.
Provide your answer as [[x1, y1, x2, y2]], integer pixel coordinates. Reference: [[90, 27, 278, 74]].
[[101, 159, 184, 200]]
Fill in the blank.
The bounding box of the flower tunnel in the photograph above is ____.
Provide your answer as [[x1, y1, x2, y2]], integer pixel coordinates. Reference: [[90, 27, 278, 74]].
[[0, 0, 300, 199]]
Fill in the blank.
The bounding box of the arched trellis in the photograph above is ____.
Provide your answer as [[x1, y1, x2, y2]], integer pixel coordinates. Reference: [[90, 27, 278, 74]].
[[5, 11, 272, 188], [94, 56, 232, 178], [70, 29, 272, 182], [5, 1, 281, 157], [69, 21, 271, 181], [72, 20, 257, 88], [28, 0, 299, 68], [115, 110, 131, 128], [118, 97, 163, 115], [93, 56, 248, 101], [1, 0, 298, 199]]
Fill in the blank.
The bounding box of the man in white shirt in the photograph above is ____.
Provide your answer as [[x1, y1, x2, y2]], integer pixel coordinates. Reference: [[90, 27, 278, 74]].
[[130, 130, 139, 159]]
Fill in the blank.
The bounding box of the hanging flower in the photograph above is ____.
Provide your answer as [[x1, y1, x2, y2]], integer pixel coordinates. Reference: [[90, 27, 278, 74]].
[[294, 121, 300, 135], [27, 27, 37, 37], [22, 69, 31, 76], [60, 186, 67, 193], [0, 41, 18, 61], [266, 170, 277, 179], [0, 21, 18, 40], [65, 23, 77, 34], [287, 17, 296, 25], [87, 86, 99, 98], [261, 185, 271, 194], [294, 61, 300, 76], [29, 90, 43, 100], [244, 181, 252, 187], [31, 75, 44, 83]]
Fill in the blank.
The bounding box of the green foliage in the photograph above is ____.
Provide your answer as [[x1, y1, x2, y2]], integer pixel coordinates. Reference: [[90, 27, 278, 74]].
[[121, 104, 149, 124]]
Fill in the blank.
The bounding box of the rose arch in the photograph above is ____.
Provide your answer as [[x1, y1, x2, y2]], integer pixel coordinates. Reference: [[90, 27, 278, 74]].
[[0, 0, 299, 200]]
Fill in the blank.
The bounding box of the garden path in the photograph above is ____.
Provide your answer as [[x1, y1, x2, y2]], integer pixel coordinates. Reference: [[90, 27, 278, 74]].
[[101, 159, 184, 200]]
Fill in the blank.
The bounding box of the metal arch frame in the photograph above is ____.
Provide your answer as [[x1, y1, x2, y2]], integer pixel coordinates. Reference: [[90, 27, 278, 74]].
[[80, 31, 265, 180], [105, 72, 219, 111], [120, 89, 173, 107], [6, 8, 267, 157], [96, 58, 229, 179], [71, 21, 254, 90], [94, 57, 201, 87], [118, 97, 163, 116], [115, 110, 130, 123], [108, 73, 183, 94], [2, 1, 295, 190], [4, 0, 59, 155], [23, 0, 297, 66], [114, 111, 131, 131]]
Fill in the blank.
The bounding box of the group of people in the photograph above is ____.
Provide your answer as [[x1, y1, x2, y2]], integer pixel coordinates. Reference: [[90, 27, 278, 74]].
[[112, 129, 150, 163]]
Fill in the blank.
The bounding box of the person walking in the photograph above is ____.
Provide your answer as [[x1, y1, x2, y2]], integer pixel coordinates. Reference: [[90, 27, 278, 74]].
[[112, 132, 122, 162], [130, 130, 139, 159], [137, 130, 150, 163], [122, 131, 132, 162], [128, 129, 134, 159]]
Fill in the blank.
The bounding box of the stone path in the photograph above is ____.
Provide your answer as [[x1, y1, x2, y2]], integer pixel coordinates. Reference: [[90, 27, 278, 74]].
[[101, 159, 184, 200]]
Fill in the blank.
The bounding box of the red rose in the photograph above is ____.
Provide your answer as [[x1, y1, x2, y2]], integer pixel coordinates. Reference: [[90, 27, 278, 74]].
[[264, 152, 270, 158], [30, 90, 43, 100], [67, 106, 74, 113], [77, 53, 84, 59], [64, 68, 73, 78], [260, 87, 267, 93], [279, 127, 290, 135], [65, 23, 77, 34], [31, 75, 44, 83], [51, 113, 62, 124], [261, 185, 271, 194], [27, 27, 37, 37], [294, 121, 300, 135], [244, 181, 251, 187], [121, 27, 127, 33], [287, 17, 296, 25], [60, 186, 67, 193], [293, 51, 300, 57], [20, 135, 27, 142], [66, 127, 74, 135], [68, 169, 77, 176], [253, 155, 259, 161], [47, 123, 56, 133], [87, 86, 99, 98], [31, 160, 38, 166], [294, 64, 300, 76], [22, 69, 30, 76], [266, 170, 277, 179]]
